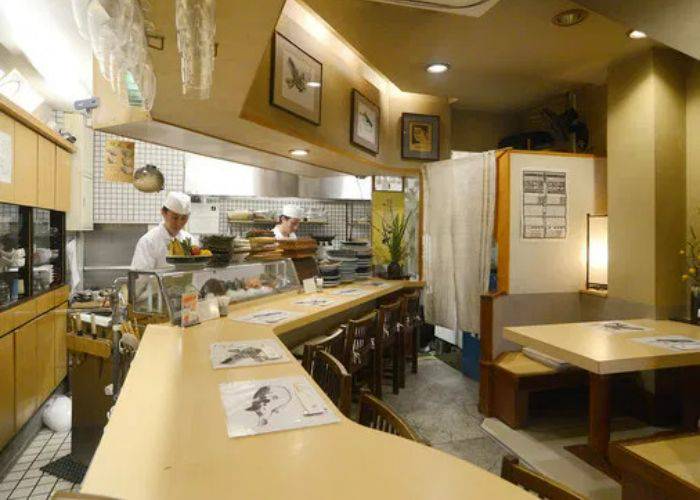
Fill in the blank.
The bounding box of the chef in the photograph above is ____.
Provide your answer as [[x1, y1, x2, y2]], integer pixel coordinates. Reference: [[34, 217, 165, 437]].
[[131, 192, 197, 270], [273, 204, 302, 240]]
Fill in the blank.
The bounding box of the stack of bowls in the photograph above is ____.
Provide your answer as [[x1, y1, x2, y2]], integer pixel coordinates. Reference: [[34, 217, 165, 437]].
[[327, 249, 358, 283], [341, 241, 372, 280], [318, 260, 341, 287]]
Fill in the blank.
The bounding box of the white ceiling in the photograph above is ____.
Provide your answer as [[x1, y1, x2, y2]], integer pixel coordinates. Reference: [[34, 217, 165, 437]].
[[305, 0, 654, 112]]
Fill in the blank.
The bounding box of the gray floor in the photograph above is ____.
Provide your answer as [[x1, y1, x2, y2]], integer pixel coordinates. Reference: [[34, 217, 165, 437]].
[[382, 356, 510, 475]]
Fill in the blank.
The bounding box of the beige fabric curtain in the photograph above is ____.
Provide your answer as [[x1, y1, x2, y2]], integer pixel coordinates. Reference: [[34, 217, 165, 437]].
[[423, 151, 496, 338]]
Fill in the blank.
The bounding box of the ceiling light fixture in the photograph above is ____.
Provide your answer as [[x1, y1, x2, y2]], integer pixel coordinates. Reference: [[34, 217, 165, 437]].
[[289, 149, 309, 157], [627, 29, 647, 39], [551, 8, 588, 27], [426, 63, 450, 74]]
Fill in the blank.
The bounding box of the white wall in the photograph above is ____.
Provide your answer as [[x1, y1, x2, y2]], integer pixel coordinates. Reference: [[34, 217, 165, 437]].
[[509, 153, 597, 294]]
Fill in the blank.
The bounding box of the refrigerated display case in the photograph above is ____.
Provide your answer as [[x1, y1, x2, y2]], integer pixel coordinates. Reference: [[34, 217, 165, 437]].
[[0, 203, 30, 309]]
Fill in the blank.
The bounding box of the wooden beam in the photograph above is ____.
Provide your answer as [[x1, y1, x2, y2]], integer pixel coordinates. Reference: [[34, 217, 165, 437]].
[[0, 94, 75, 152], [496, 151, 511, 293]]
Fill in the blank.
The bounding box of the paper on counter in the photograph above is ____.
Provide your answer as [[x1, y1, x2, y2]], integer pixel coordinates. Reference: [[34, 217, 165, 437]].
[[632, 335, 700, 351], [328, 288, 366, 297], [218, 376, 339, 438], [362, 281, 388, 288], [210, 339, 290, 369], [293, 297, 336, 307], [230, 309, 301, 325], [590, 321, 652, 333]]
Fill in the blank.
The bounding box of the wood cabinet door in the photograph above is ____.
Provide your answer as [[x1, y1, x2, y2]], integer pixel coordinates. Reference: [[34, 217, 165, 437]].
[[37, 136, 56, 209], [54, 303, 68, 386], [0, 332, 14, 449], [55, 147, 71, 212], [0, 112, 14, 203], [15, 319, 37, 430], [14, 122, 38, 207], [36, 312, 55, 402]]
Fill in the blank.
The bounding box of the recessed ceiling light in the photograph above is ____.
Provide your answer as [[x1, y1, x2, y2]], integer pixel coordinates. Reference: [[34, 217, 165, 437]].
[[289, 149, 309, 157], [551, 8, 588, 27], [306, 81, 321, 88], [627, 29, 647, 39], [426, 63, 450, 74]]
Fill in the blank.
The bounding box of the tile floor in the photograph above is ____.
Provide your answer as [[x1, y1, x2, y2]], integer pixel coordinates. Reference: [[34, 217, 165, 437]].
[[383, 356, 511, 475], [0, 429, 79, 500]]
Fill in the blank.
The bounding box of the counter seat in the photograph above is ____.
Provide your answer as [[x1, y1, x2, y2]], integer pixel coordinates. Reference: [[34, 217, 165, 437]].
[[81, 280, 532, 500]]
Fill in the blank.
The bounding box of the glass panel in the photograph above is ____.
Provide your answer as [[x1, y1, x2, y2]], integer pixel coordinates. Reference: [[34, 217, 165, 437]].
[[32, 209, 64, 295], [0, 203, 29, 308]]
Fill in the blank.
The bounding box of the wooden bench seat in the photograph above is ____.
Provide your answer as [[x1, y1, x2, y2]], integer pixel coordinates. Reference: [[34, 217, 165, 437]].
[[492, 351, 587, 429]]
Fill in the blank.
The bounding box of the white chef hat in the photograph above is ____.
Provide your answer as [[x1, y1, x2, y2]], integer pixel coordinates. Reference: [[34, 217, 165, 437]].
[[281, 204, 303, 219], [163, 192, 191, 215]]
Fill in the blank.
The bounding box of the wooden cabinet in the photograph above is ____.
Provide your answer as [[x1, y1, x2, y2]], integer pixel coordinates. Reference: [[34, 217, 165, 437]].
[[54, 285, 70, 306], [55, 147, 71, 212], [13, 297, 37, 330], [37, 137, 56, 209], [13, 122, 38, 207], [36, 313, 55, 402], [0, 332, 14, 449], [54, 304, 68, 386], [36, 291, 54, 315], [14, 319, 37, 430], [0, 111, 14, 203]]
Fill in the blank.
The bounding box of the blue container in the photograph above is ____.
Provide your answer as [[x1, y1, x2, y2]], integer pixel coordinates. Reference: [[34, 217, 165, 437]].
[[461, 332, 480, 381]]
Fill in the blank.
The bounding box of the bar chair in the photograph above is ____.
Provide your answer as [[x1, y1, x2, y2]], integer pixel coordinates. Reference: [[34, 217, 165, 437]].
[[342, 311, 380, 396], [500, 456, 585, 500], [310, 350, 352, 417], [400, 290, 422, 387], [376, 300, 403, 398], [358, 392, 420, 442], [301, 326, 346, 373]]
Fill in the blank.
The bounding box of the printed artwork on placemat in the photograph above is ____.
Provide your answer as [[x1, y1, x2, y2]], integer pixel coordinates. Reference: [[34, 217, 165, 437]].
[[219, 376, 339, 438], [522, 170, 567, 239], [591, 321, 652, 333], [210, 339, 290, 369], [293, 297, 336, 307], [328, 288, 366, 297], [104, 139, 135, 183], [230, 309, 301, 325], [632, 335, 700, 351]]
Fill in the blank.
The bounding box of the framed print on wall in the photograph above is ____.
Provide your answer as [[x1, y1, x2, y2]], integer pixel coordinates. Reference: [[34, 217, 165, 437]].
[[401, 113, 440, 161], [373, 175, 404, 192], [270, 32, 323, 125], [350, 89, 380, 154]]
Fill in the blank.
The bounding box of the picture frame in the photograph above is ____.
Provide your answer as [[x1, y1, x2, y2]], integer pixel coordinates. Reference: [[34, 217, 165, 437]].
[[350, 89, 380, 154], [270, 32, 323, 125], [401, 113, 440, 161], [373, 175, 404, 193]]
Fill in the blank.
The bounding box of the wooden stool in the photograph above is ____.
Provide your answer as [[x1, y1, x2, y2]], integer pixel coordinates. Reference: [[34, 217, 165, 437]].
[[358, 392, 421, 442], [342, 311, 379, 396], [376, 300, 403, 398], [310, 350, 352, 417], [400, 290, 422, 387], [492, 351, 587, 429], [301, 326, 345, 373]]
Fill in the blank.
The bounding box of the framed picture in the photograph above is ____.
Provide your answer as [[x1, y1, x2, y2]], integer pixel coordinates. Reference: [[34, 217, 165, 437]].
[[373, 175, 404, 192], [350, 90, 380, 154], [401, 113, 440, 161], [270, 32, 322, 125]]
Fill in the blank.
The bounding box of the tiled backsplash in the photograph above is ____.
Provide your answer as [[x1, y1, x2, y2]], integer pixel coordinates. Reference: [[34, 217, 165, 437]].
[[92, 131, 370, 243]]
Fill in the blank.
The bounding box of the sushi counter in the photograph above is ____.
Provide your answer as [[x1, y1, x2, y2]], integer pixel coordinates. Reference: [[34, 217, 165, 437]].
[[77, 278, 532, 500]]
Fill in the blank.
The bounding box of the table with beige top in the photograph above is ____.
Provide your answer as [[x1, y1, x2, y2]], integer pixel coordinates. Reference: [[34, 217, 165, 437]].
[[79, 280, 533, 499], [504, 320, 700, 459]]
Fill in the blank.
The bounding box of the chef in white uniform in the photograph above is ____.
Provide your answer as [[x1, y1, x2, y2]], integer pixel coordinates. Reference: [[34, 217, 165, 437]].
[[131, 192, 197, 270], [273, 204, 302, 240]]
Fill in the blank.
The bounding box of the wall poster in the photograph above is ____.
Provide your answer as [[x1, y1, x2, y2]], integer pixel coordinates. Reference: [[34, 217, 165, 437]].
[[521, 170, 567, 240], [0, 130, 12, 184], [104, 139, 135, 183]]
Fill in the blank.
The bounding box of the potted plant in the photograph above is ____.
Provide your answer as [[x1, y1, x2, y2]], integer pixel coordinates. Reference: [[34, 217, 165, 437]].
[[681, 225, 700, 323], [377, 206, 414, 280]]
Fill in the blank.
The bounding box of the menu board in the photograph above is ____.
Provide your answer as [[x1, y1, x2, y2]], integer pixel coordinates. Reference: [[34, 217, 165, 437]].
[[522, 170, 567, 239]]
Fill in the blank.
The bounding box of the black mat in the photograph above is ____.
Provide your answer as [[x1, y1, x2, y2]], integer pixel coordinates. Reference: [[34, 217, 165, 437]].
[[40, 454, 87, 484]]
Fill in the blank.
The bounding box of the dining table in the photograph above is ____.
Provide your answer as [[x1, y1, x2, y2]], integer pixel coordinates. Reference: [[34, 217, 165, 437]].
[[504, 319, 700, 467]]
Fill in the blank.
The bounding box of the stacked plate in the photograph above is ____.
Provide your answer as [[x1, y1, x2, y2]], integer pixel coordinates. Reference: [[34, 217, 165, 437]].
[[318, 260, 340, 288], [342, 242, 372, 280], [327, 249, 358, 283]]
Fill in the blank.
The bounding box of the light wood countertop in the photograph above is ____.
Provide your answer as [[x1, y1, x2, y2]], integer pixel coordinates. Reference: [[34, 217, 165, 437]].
[[623, 434, 700, 488], [504, 319, 700, 374], [81, 280, 531, 499]]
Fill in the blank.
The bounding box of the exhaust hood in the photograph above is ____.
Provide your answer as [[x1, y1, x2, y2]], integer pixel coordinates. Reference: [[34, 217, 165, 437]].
[[364, 0, 500, 17]]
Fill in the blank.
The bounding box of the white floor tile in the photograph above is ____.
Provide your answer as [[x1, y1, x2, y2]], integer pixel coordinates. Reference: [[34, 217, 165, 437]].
[[15, 479, 37, 490], [2, 473, 22, 483], [19, 471, 40, 480], [0, 491, 9, 500], [29, 483, 52, 496], [9, 463, 30, 474], [29, 495, 50, 500], [0, 482, 18, 493], [8, 487, 33, 499], [35, 477, 55, 487]]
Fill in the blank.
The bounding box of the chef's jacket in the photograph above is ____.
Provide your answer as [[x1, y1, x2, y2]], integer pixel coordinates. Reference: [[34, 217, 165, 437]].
[[131, 222, 197, 270], [273, 225, 297, 240]]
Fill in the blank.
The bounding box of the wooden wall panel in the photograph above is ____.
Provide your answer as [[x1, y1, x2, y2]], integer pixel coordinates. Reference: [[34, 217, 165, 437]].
[[55, 147, 71, 212], [37, 137, 56, 209], [54, 304, 68, 386], [36, 313, 55, 402], [0, 332, 14, 449], [0, 111, 14, 203], [14, 319, 37, 430], [14, 122, 38, 207]]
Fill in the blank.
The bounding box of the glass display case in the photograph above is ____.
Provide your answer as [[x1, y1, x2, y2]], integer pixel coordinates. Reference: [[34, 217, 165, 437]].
[[0, 203, 30, 309], [32, 209, 65, 295], [128, 259, 300, 325]]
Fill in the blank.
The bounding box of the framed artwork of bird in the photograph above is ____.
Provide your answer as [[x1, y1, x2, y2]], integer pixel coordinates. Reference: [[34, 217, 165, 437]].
[[270, 32, 323, 125], [351, 89, 380, 154]]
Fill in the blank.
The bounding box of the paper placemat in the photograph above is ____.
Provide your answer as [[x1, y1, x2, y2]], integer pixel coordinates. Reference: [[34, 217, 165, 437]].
[[210, 339, 290, 369], [230, 309, 302, 325], [328, 288, 366, 297], [632, 335, 700, 351], [219, 376, 339, 438], [293, 297, 337, 307], [590, 321, 652, 333]]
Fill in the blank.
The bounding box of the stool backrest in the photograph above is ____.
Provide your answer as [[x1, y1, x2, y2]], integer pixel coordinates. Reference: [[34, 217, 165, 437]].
[[310, 350, 352, 417], [302, 326, 346, 373], [358, 392, 420, 442], [401, 290, 421, 326], [500, 456, 585, 500], [378, 300, 403, 343], [343, 311, 378, 374]]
